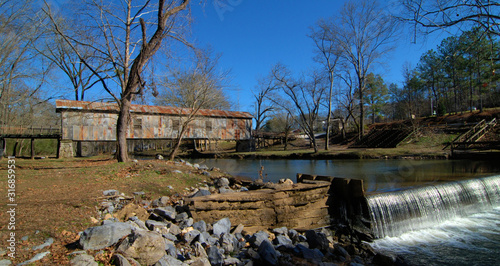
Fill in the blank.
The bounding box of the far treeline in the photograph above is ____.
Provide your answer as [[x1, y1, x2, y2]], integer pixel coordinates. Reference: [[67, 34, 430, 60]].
[[1, 0, 499, 159]]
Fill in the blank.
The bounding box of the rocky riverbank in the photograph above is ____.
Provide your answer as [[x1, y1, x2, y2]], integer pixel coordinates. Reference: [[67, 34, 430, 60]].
[[65, 161, 406, 265]]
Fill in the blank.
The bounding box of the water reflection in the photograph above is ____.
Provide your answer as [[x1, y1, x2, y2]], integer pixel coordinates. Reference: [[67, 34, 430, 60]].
[[192, 159, 500, 193]]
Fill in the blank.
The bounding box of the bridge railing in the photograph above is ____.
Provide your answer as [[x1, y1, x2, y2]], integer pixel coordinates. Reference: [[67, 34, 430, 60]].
[[0, 125, 61, 136]]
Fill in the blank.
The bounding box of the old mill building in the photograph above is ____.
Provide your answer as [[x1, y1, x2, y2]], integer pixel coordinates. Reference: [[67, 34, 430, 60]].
[[55, 100, 253, 157]]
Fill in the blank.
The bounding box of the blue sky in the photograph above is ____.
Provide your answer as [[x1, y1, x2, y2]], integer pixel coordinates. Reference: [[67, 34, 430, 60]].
[[189, 0, 450, 113]]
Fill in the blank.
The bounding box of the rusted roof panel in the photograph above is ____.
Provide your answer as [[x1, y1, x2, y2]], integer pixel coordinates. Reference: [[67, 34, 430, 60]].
[[56, 99, 253, 119]]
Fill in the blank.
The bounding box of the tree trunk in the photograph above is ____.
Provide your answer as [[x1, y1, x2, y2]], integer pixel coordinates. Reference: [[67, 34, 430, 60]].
[[169, 120, 191, 161], [116, 97, 132, 162], [359, 86, 365, 139]]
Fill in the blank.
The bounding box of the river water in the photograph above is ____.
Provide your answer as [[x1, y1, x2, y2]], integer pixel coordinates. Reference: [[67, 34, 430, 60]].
[[192, 158, 500, 265]]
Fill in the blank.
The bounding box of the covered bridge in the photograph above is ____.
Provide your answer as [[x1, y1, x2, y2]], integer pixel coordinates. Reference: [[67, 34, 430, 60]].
[[55, 100, 253, 157]]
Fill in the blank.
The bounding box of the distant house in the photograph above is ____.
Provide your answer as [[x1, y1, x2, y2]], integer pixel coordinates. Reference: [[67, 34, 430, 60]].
[[55, 100, 253, 156]]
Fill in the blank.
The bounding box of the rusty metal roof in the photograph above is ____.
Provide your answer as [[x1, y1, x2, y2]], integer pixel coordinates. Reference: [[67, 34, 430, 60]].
[[55, 99, 253, 119]]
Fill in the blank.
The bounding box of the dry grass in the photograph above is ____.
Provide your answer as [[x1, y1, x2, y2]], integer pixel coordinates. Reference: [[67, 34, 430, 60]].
[[0, 156, 219, 265]]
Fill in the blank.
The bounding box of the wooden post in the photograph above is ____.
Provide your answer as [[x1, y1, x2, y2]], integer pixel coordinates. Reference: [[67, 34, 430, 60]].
[[31, 138, 35, 160], [56, 138, 61, 159]]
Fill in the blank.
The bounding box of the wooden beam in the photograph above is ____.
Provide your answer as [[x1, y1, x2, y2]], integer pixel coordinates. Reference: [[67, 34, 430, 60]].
[[31, 138, 35, 160]]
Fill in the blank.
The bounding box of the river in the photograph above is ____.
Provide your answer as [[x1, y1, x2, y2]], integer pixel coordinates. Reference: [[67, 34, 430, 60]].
[[192, 158, 500, 265]]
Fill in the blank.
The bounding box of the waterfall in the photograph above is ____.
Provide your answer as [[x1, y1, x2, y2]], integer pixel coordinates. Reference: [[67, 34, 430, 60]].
[[367, 175, 500, 238]]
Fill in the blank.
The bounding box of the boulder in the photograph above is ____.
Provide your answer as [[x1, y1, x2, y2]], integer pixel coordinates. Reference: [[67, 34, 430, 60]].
[[207, 246, 224, 266], [193, 220, 207, 233], [183, 229, 201, 244], [70, 254, 98, 266], [212, 217, 231, 237], [249, 231, 269, 247], [191, 189, 211, 198], [214, 178, 230, 188], [79, 222, 133, 250], [257, 240, 278, 266], [116, 229, 165, 265], [154, 255, 188, 266], [110, 254, 132, 266], [293, 244, 324, 264], [153, 206, 177, 221], [273, 235, 293, 248], [305, 230, 329, 251]]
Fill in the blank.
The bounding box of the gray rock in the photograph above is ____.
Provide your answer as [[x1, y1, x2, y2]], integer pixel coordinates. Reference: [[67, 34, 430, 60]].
[[306, 230, 329, 251], [224, 257, 241, 265], [193, 220, 207, 233], [116, 229, 165, 265], [258, 240, 278, 266], [152, 196, 170, 207], [219, 187, 235, 194], [146, 220, 168, 231], [168, 223, 182, 236], [21, 236, 29, 241], [207, 246, 224, 266], [273, 235, 293, 248], [33, 237, 54, 250], [185, 161, 193, 168], [184, 229, 201, 244], [199, 164, 209, 170], [129, 216, 148, 230], [156, 154, 164, 160], [79, 222, 133, 250], [133, 191, 145, 196], [220, 233, 237, 254], [180, 217, 194, 229], [165, 239, 177, 257], [249, 231, 269, 247], [202, 171, 211, 177], [334, 244, 351, 261], [173, 170, 183, 174], [191, 189, 211, 197], [70, 253, 98, 266], [293, 244, 324, 264], [0, 260, 11, 266], [272, 227, 288, 236], [215, 177, 230, 188], [240, 187, 249, 192], [175, 212, 189, 223], [154, 255, 188, 266], [288, 229, 299, 241], [163, 232, 178, 242], [213, 217, 231, 237], [153, 206, 177, 220], [111, 254, 131, 266], [193, 242, 208, 258], [18, 251, 50, 266], [103, 189, 119, 196]]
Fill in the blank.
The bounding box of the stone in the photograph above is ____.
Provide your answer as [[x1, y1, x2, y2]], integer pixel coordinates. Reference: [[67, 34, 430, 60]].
[[116, 229, 165, 266], [165, 239, 177, 257], [202, 171, 211, 177], [18, 251, 50, 266], [114, 203, 149, 222], [215, 177, 230, 188], [207, 246, 224, 266], [219, 187, 235, 194], [129, 216, 148, 230], [231, 224, 244, 235], [133, 191, 145, 196], [257, 240, 278, 266], [168, 223, 182, 236], [272, 227, 288, 236], [33, 237, 54, 250], [153, 206, 177, 221], [163, 232, 178, 242], [70, 253, 98, 266], [111, 253, 132, 266], [193, 220, 207, 233], [288, 229, 299, 241], [224, 257, 241, 265], [0, 260, 11, 266], [334, 244, 351, 261], [173, 170, 183, 174], [21, 236, 29, 241], [175, 212, 189, 223], [198, 164, 209, 170], [293, 244, 324, 264], [249, 231, 269, 247], [79, 222, 133, 250], [306, 230, 329, 251], [103, 189, 119, 196], [220, 233, 236, 254], [146, 220, 168, 231], [273, 235, 293, 248], [180, 217, 194, 229], [156, 154, 164, 160], [191, 189, 211, 198], [184, 229, 201, 244], [194, 242, 208, 258], [212, 217, 231, 237], [154, 255, 188, 266]]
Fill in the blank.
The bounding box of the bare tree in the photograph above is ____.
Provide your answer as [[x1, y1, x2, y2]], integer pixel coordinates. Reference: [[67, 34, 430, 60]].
[[156, 50, 232, 160], [0, 0, 52, 126], [271, 64, 326, 153], [398, 0, 500, 37], [37, 21, 104, 101], [325, 0, 399, 138], [252, 76, 275, 132], [309, 19, 343, 150], [44, 0, 191, 162]]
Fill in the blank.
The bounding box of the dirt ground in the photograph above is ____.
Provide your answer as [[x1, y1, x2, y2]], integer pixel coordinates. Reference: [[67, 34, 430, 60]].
[[0, 157, 218, 265]]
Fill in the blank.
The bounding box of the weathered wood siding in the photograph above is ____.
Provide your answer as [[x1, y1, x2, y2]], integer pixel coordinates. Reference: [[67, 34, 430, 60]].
[[56, 100, 252, 141]]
